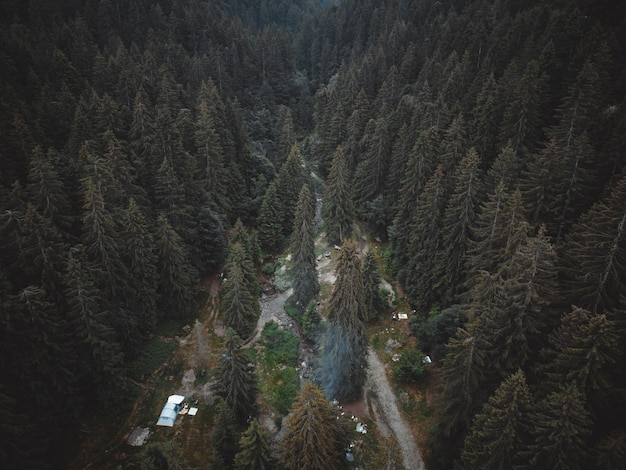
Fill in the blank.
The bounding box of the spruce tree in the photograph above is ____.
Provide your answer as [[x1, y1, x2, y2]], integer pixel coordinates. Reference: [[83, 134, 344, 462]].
[[154, 213, 197, 317], [214, 328, 258, 424], [523, 382, 592, 469], [404, 165, 446, 310], [221, 243, 260, 338], [361, 251, 385, 322], [319, 239, 368, 402], [561, 175, 626, 314], [279, 381, 347, 470], [233, 418, 277, 470], [436, 148, 482, 304], [322, 146, 354, 245], [460, 370, 531, 469], [291, 185, 319, 307]]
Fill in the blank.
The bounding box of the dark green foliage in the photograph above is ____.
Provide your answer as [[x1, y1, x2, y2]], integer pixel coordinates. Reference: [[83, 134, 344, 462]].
[[523, 383, 592, 469], [222, 242, 260, 339], [412, 304, 467, 360], [322, 146, 354, 245], [262, 321, 299, 367], [291, 185, 319, 307], [460, 370, 531, 469], [234, 418, 277, 470], [209, 399, 241, 469], [394, 349, 427, 383], [302, 299, 322, 341], [139, 442, 187, 470], [361, 251, 386, 322], [279, 381, 348, 470], [214, 329, 259, 424], [191, 206, 228, 277], [319, 240, 368, 402]]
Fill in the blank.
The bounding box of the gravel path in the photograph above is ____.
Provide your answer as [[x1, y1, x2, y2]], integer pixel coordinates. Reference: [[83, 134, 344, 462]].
[[367, 347, 426, 470]]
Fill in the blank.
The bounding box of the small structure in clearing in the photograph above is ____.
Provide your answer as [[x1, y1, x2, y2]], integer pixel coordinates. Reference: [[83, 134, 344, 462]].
[[156, 394, 185, 427]]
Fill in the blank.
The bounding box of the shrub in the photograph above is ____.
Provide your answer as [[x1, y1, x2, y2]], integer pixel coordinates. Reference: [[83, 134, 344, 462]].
[[394, 349, 427, 383]]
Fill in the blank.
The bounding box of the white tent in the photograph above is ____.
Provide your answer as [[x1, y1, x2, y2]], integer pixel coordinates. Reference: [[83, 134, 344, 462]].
[[156, 395, 185, 427]]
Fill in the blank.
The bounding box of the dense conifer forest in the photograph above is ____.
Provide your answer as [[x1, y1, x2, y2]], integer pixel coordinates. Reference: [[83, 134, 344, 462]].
[[1, 0, 625, 468]]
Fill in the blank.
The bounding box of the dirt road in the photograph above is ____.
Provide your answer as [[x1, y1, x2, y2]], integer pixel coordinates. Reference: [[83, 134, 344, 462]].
[[367, 347, 425, 469]]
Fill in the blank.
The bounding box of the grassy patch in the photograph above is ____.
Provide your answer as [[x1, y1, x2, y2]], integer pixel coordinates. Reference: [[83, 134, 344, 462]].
[[258, 321, 300, 415], [284, 295, 303, 323]]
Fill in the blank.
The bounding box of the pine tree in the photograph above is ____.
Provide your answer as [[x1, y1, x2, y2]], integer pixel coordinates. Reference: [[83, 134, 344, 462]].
[[221, 242, 259, 338], [120, 198, 158, 336], [361, 251, 384, 322], [436, 148, 482, 304], [291, 185, 319, 307], [465, 185, 528, 294], [540, 306, 618, 410], [389, 126, 439, 280], [430, 324, 490, 468], [319, 239, 368, 402], [353, 116, 390, 207], [257, 182, 284, 253], [278, 381, 347, 470], [154, 213, 197, 317], [404, 165, 446, 310], [497, 60, 548, 160], [322, 146, 354, 245], [233, 418, 277, 470], [490, 225, 559, 374], [460, 370, 531, 469], [63, 246, 124, 399], [523, 383, 592, 469], [214, 328, 258, 424], [561, 175, 626, 314], [209, 399, 241, 469]]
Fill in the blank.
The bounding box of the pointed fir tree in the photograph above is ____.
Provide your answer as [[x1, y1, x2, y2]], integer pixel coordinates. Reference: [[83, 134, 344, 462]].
[[540, 306, 618, 411], [361, 251, 385, 322], [221, 243, 260, 339], [490, 225, 559, 374], [209, 398, 241, 469], [523, 382, 592, 469], [278, 381, 347, 470], [319, 239, 368, 402], [460, 369, 531, 469], [257, 181, 284, 253], [436, 148, 482, 304], [233, 418, 277, 470], [404, 165, 447, 310], [561, 175, 626, 314], [430, 324, 491, 468], [322, 146, 354, 245], [291, 185, 319, 308], [154, 213, 197, 317], [214, 328, 258, 424]]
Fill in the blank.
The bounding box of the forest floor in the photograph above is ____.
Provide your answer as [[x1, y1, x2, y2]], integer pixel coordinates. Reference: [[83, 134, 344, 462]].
[[72, 229, 432, 469]]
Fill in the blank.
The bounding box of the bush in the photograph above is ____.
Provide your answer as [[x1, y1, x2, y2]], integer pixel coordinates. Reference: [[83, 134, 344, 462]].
[[394, 349, 427, 383], [261, 321, 298, 367], [410, 304, 466, 359]]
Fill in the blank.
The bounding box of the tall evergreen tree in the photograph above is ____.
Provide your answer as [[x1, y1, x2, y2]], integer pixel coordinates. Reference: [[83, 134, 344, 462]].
[[154, 213, 197, 317], [361, 251, 385, 322], [460, 369, 531, 469], [322, 146, 354, 245], [291, 185, 319, 307], [233, 418, 277, 470], [221, 241, 259, 338], [278, 381, 347, 470], [319, 239, 368, 402], [404, 165, 446, 310], [214, 328, 258, 424], [522, 382, 592, 469], [561, 175, 626, 314], [436, 148, 482, 304]]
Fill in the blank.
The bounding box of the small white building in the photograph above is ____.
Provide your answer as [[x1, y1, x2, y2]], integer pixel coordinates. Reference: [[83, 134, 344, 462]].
[[156, 395, 185, 427]]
